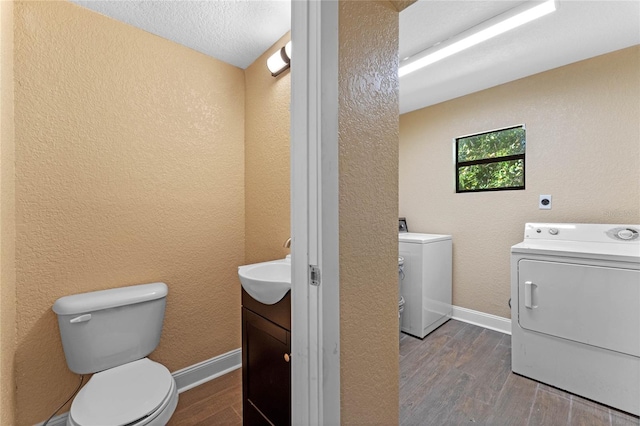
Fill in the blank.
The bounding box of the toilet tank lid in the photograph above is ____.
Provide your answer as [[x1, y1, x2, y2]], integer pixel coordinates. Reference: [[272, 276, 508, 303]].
[[53, 282, 168, 315]]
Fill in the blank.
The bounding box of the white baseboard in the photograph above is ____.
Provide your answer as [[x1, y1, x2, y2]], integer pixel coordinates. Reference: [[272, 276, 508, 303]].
[[35, 348, 242, 426], [173, 348, 242, 393], [451, 305, 512, 335]]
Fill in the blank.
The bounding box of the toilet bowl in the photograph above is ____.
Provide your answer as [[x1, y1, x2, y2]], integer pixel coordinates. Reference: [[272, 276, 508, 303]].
[[67, 358, 178, 426], [53, 283, 178, 426]]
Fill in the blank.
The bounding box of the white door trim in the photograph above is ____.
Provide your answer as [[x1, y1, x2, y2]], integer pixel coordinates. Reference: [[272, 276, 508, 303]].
[[290, 1, 340, 424]]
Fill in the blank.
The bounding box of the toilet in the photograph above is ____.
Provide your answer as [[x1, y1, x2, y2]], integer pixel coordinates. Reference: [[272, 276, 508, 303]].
[[53, 282, 178, 426]]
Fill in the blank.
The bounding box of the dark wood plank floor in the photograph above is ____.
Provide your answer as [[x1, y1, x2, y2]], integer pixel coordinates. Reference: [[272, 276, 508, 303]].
[[168, 320, 640, 425], [168, 368, 242, 426], [400, 320, 639, 426]]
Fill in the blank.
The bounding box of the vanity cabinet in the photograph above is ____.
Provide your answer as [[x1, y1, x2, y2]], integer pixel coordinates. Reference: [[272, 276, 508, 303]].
[[242, 289, 291, 426]]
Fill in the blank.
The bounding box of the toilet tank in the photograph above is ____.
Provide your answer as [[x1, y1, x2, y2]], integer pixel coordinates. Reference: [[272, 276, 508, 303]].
[[53, 282, 168, 374]]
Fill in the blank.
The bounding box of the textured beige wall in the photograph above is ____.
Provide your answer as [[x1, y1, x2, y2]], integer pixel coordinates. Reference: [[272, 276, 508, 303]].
[[400, 46, 640, 319], [389, 0, 417, 12], [339, 1, 400, 424], [1, 1, 17, 424], [14, 2, 245, 424], [245, 32, 291, 265]]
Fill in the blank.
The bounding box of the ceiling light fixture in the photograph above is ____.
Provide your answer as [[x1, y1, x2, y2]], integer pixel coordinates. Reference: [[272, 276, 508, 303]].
[[399, 0, 557, 77], [267, 41, 292, 77]]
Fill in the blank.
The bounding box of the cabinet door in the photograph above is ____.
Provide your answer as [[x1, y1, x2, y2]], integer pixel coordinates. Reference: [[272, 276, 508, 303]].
[[243, 308, 291, 426]]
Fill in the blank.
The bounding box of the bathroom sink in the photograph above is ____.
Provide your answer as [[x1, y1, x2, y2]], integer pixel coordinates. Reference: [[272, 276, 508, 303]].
[[238, 258, 291, 305]]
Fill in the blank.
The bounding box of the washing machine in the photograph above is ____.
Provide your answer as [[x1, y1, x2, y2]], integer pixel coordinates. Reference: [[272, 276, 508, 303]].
[[399, 232, 452, 339], [511, 223, 640, 415]]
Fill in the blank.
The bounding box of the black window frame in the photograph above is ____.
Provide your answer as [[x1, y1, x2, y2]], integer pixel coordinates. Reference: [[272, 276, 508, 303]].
[[455, 125, 526, 194]]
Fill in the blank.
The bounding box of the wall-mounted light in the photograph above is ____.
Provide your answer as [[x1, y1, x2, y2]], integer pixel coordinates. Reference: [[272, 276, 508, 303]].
[[399, 0, 557, 77], [267, 41, 292, 77]]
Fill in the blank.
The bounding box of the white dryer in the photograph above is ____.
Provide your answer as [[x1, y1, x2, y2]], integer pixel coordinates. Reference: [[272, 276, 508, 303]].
[[399, 232, 452, 339], [511, 223, 640, 416]]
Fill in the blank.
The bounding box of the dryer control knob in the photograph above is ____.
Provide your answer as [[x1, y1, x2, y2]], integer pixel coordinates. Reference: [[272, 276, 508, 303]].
[[548, 228, 559, 235], [617, 229, 637, 240]]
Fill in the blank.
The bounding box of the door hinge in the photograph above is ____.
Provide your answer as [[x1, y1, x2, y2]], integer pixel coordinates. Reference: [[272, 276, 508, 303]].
[[309, 265, 321, 286]]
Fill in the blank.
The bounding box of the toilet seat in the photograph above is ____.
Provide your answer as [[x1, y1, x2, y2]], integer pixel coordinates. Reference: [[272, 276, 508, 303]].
[[68, 358, 178, 426]]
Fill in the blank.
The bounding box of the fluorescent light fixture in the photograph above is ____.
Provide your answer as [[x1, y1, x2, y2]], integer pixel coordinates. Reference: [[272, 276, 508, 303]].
[[399, 0, 556, 77], [267, 41, 292, 77]]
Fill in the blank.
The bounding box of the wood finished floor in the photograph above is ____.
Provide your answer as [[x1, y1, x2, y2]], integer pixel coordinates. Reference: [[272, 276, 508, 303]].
[[168, 320, 640, 425], [399, 320, 639, 426], [168, 368, 242, 426]]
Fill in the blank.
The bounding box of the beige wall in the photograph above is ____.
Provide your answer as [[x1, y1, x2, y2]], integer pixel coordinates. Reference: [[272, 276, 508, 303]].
[[245, 33, 291, 265], [400, 46, 640, 319], [339, 1, 400, 423], [7, 1, 402, 424], [14, 2, 245, 424], [1, 1, 17, 424]]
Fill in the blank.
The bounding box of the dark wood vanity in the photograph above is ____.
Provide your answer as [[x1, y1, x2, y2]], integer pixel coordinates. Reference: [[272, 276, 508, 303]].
[[242, 289, 291, 426]]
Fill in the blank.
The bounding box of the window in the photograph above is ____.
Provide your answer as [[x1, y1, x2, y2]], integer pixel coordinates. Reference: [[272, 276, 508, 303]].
[[455, 125, 526, 193]]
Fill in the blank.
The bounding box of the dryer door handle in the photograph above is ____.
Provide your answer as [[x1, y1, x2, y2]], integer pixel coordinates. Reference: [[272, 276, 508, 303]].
[[524, 281, 536, 309]]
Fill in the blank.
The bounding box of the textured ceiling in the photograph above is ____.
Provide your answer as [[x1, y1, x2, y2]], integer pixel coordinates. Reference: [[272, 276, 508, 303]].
[[70, 0, 291, 69], [70, 1, 639, 113]]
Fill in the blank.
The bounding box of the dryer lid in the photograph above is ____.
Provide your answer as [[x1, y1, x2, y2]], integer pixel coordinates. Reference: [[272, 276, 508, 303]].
[[70, 358, 173, 426], [398, 232, 451, 243]]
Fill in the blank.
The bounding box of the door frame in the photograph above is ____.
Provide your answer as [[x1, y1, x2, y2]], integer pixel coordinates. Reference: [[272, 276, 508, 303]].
[[290, 1, 340, 424]]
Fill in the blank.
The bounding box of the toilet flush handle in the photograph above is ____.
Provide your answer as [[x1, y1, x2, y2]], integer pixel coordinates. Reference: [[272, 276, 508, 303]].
[[69, 314, 92, 324]]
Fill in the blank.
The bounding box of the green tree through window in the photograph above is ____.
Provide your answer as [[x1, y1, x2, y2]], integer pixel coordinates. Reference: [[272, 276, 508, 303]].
[[456, 125, 525, 193]]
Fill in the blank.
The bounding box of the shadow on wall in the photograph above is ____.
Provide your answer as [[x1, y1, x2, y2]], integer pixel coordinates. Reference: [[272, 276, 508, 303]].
[[15, 310, 78, 416]]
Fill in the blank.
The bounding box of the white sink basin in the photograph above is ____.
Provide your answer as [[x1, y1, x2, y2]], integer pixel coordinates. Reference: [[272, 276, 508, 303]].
[[238, 258, 291, 305]]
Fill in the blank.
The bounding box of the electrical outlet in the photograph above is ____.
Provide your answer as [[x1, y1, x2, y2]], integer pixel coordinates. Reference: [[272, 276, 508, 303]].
[[539, 195, 552, 210]]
